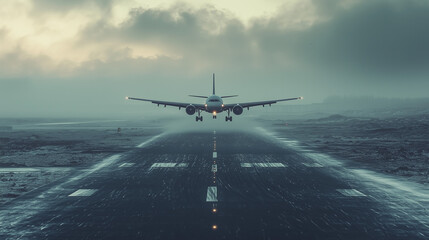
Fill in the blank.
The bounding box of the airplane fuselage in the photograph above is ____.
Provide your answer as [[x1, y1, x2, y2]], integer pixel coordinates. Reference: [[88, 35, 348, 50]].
[[205, 95, 224, 114]]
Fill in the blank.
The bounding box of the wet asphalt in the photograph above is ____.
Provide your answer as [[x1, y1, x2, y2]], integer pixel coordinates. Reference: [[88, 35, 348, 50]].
[[0, 130, 428, 240]]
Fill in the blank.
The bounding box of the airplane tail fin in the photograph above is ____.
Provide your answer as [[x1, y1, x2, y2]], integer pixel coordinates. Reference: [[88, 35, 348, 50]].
[[212, 73, 215, 95]]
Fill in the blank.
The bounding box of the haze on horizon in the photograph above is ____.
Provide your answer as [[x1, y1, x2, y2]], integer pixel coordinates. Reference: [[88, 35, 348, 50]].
[[1, 0, 429, 118]]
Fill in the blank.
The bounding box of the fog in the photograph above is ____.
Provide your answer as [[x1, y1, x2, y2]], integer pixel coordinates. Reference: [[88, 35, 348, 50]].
[[1, 0, 429, 118]]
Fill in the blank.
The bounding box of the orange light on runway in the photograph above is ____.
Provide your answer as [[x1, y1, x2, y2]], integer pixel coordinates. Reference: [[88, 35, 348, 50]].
[[212, 225, 218, 230], [212, 208, 217, 213]]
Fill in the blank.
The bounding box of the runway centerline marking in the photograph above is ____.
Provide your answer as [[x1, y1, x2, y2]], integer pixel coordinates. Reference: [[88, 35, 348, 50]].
[[206, 186, 218, 202], [337, 189, 367, 197], [302, 163, 323, 168], [213, 152, 217, 158], [69, 189, 97, 197], [119, 163, 135, 167], [241, 163, 286, 168], [150, 163, 188, 168]]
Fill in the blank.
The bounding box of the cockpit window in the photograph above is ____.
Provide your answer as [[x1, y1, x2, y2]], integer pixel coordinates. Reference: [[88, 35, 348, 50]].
[[209, 99, 219, 102]]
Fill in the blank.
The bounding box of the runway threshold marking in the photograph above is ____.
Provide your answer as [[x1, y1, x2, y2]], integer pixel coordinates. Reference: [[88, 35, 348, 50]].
[[206, 186, 218, 202], [119, 163, 135, 167], [69, 189, 97, 197], [337, 189, 367, 197], [241, 163, 286, 168], [302, 163, 323, 167], [150, 163, 188, 168]]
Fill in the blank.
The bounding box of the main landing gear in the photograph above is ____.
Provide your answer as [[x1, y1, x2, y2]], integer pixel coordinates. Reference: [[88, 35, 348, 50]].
[[196, 110, 203, 122], [225, 109, 232, 122]]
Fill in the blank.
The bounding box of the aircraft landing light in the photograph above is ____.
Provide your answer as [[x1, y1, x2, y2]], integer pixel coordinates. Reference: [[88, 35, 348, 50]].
[[213, 111, 217, 116], [125, 96, 129, 100]]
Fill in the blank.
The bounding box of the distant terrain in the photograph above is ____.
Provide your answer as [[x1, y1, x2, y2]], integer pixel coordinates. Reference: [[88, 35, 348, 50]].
[[266, 97, 429, 185]]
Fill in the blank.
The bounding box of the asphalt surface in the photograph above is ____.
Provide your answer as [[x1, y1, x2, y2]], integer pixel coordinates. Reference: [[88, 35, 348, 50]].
[[1, 129, 428, 239]]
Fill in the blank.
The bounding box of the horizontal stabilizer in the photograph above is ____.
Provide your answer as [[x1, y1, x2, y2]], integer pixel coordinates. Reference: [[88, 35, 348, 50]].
[[189, 95, 208, 98], [221, 95, 238, 98]]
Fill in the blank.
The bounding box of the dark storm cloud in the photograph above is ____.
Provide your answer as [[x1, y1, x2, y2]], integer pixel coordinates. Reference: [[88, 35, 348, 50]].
[[283, 0, 429, 73], [79, 6, 249, 66], [76, 0, 429, 77]]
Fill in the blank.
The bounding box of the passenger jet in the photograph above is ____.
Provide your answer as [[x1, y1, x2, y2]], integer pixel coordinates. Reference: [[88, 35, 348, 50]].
[[126, 74, 303, 122]]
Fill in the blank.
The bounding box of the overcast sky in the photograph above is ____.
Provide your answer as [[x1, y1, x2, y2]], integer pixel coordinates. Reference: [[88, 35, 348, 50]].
[[1, 0, 429, 118]]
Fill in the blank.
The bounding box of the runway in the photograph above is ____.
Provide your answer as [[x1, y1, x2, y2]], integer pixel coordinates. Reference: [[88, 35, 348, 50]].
[[1, 129, 428, 239]]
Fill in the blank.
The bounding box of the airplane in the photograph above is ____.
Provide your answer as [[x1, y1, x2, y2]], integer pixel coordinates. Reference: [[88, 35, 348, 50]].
[[126, 74, 303, 122]]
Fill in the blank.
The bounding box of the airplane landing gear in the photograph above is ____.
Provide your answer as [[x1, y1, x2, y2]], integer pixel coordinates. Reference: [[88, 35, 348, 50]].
[[213, 115, 217, 119], [225, 109, 232, 121], [195, 110, 203, 122]]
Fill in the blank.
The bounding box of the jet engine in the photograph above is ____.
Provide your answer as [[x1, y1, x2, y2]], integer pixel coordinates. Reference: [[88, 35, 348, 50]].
[[186, 105, 196, 115], [232, 105, 243, 115]]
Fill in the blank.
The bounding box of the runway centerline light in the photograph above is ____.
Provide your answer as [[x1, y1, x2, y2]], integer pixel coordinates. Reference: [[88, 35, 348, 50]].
[[212, 225, 218, 230], [212, 208, 217, 213]]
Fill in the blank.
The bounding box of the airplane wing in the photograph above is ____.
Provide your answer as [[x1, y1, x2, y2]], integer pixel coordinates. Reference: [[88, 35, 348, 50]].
[[223, 97, 303, 109], [126, 97, 206, 110]]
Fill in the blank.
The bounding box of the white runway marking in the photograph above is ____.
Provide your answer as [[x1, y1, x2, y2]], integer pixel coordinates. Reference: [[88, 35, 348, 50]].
[[302, 163, 323, 167], [150, 163, 188, 168], [241, 163, 286, 168], [151, 163, 177, 168], [241, 163, 252, 167], [337, 189, 367, 197], [136, 133, 164, 148], [119, 163, 135, 167], [69, 189, 97, 197], [67, 154, 121, 183], [213, 152, 217, 158], [212, 164, 218, 173], [0, 168, 40, 172], [206, 186, 218, 202]]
